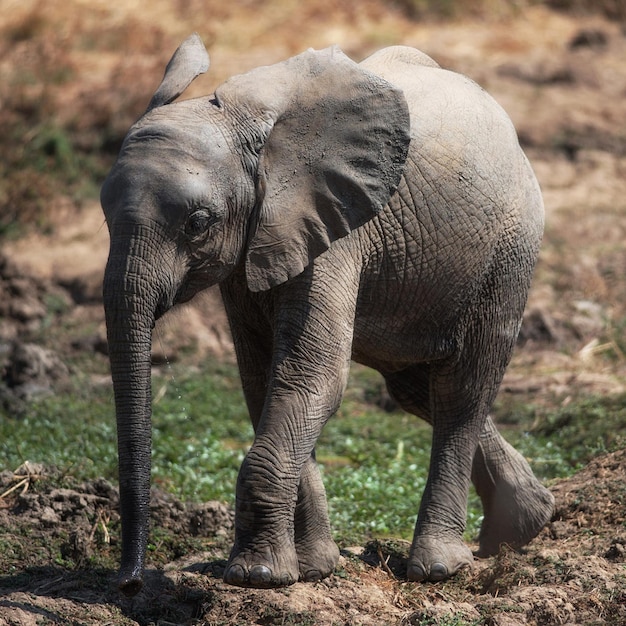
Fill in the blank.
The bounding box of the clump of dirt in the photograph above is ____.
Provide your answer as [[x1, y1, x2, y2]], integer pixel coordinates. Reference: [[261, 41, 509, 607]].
[[0, 464, 234, 625], [0, 464, 233, 554], [472, 451, 626, 625], [0, 254, 72, 342]]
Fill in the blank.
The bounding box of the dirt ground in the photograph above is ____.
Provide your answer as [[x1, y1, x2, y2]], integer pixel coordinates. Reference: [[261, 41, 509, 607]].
[[1, 449, 625, 625], [1, 1, 626, 624]]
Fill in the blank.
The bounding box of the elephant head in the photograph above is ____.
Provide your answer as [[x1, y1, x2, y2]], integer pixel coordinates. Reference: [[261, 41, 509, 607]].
[[101, 34, 410, 595]]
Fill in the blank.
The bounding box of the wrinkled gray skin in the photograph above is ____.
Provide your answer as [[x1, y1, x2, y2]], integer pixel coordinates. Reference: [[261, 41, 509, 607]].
[[101, 34, 554, 596]]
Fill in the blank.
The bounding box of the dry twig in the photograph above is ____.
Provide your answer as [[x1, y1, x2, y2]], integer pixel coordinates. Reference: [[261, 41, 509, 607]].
[[377, 544, 396, 578], [0, 462, 45, 502]]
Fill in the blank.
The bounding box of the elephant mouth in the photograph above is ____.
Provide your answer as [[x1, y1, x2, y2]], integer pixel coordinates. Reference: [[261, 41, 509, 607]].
[[174, 264, 226, 306], [154, 289, 178, 321], [173, 284, 196, 306], [172, 277, 208, 308]]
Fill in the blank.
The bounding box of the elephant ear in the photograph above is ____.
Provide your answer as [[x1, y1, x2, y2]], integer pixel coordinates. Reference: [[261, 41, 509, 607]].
[[145, 33, 210, 113], [217, 47, 411, 292]]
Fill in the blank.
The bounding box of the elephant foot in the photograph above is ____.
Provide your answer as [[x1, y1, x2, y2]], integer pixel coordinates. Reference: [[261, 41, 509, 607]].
[[297, 536, 340, 582], [224, 542, 300, 589], [476, 477, 554, 557], [224, 562, 297, 588], [407, 534, 474, 582], [472, 417, 555, 557], [223, 537, 340, 587]]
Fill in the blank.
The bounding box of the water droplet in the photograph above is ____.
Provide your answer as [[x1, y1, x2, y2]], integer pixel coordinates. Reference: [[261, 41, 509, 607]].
[[156, 331, 188, 419]]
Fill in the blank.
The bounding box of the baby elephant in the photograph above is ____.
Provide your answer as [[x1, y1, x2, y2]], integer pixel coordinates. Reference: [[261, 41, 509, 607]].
[[101, 34, 554, 594]]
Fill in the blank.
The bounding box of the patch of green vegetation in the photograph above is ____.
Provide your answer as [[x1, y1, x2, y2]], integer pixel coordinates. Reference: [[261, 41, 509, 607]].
[[319, 376, 431, 541], [149, 366, 252, 503], [0, 383, 118, 479], [146, 527, 209, 568], [2, 362, 626, 549], [494, 392, 626, 481]]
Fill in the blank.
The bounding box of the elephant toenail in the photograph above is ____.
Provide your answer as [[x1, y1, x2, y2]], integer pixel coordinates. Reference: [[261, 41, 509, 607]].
[[303, 569, 322, 582], [407, 563, 427, 581], [224, 563, 246, 586], [429, 562, 448, 581], [249, 564, 273, 587]]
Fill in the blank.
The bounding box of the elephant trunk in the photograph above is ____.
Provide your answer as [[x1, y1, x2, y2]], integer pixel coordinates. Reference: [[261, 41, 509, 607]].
[[103, 238, 160, 597]]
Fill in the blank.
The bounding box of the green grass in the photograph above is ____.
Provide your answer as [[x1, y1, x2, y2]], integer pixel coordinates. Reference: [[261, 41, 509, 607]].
[[2, 362, 626, 547], [0, 379, 118, 479]]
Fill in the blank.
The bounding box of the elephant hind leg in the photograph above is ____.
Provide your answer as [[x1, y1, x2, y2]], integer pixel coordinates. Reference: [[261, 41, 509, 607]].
[[383, 363, 432, 423], [384, 363, 553, 564], [472, 418, 554, 556]]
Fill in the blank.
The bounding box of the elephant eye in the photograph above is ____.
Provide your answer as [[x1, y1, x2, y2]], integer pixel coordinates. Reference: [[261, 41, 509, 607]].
[[185, 209, 212, 239]]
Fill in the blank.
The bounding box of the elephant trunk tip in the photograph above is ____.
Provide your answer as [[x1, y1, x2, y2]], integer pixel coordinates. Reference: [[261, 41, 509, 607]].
[[118, 569, 144, 597]]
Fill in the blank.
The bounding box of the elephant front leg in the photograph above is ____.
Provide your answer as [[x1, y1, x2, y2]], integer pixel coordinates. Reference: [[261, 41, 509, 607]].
[[225, 390, 339, 583], [231, 386, 340, 585], [224, 354, 351, 586], [224, 397, 344, 588], [294, 453, 340, 582], [223, 362, 305, 585], [224, 441, 301, 588], [221, 272, 355, 588]]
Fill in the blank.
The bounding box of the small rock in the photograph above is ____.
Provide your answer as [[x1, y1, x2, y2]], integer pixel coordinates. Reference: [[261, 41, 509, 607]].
[[569, 28, 608, 50], [605, 541, 625, 561], [40, 506, 61, 527], [61, 530, 92, 565], [550, 521, 570, 540]]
